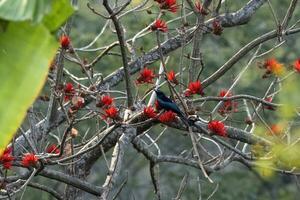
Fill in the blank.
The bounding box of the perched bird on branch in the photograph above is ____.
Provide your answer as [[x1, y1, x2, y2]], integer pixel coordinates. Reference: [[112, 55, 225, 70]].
[[155, 89, 190, 126]]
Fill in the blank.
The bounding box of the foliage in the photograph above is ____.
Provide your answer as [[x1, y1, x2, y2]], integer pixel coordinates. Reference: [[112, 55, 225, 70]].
[[2, 0, 300, 199], [0, 0, 73, 154]]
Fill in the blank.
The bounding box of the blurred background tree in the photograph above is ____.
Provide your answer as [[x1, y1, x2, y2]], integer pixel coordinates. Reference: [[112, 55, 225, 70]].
[[1, 0, 300, 199]]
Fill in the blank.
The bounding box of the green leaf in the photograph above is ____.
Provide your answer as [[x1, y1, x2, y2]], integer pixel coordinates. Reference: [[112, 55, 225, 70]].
[[0, 22, 58, 154], [0, 0, 51, 23], [0, 0, 73, 28], [43, 0, 74, 31]]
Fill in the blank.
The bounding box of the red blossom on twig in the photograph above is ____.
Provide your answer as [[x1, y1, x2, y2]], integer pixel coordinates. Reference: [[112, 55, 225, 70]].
[[167, 70, 178, 84], [60, 35, 70, 49], [64, 82, 75, 101], [136, 67, 156, 84], [158, 0, 178, 13], [143, 106, 157, 118], [97, 95, 114, 108], [212, 19, 223, 35], [268, 124, 283, 136], [102, 106, 119, 120], [218, 89, 238, 115], [195, 1, 208, 15], [294, 58, 300, 73], [184, 80, 204, 97], [159, 111, 177, 123], [208, 120, 227, 137], [151, 19, 168, 32], [0, 147, 14, 170], [261, 58, 284, 77], [264, 97, 276, 111], [71, 96, 85, 109], [22, 153, 38, 168], [46, 144, 60, 154]]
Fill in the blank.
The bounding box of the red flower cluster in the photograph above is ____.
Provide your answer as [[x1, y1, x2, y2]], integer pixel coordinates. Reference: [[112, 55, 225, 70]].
[[195, 1, 208, 15], [159, 110, 177, 123], [64, 83, 85, 111], [22, 153, 38, 168], [184, 80, 204, 97], [0, 147, 14, 170], [218, 90, 238, 115], [212, 19, 223, 35], [46, 144, 60, 154], [294, 58, 300, 73], [136, 67, 156, 84], [155, 0, 178, 13], [71, 96, 85, 109], [144, 106, 157, 118], [260, 58, 284, 77], [97, 95, 114, 108], [167, 70, 178, 84], [208, 120, 227, 137], [151, 19, 168, 32], [102, 106, 119, 121], [60, 35, 70, 49], [96, 94, 118, 122], [264, 97, 276, 111], [64, 82, 75, 101], [268, 124, 283, 136]]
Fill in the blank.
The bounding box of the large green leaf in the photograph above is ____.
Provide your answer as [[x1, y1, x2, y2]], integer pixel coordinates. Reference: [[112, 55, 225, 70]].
[[43, 0, 74, 31], [0, 0, 74, 29], [0, 0, 51, 22], [0, 22, 58, 154]]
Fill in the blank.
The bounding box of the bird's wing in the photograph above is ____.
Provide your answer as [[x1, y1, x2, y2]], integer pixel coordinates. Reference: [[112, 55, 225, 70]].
[[164, 102, 184, 116], [160, 95, 173, 103]]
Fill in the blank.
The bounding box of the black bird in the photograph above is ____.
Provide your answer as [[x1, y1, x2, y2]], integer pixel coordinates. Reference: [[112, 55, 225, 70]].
[[155, 90, 190, 126]]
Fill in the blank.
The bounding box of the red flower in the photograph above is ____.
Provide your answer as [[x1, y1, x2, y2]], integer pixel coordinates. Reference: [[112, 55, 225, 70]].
[[263, 58, 278, 68], [219, 90, 232, 98], [208, 120, 227, 137], [60, 35, 70, 49], [294, 58, 300, 73], [22, 153, 38, 168], [167, 70, 178, 84], [64, 83, 75, 101], [159, 111, 177, 123], [103, 106, 119, 120], [195, 1, 208, 15], [261, 58, 284, 77], [2, 147, 12, 155], [184, 80, 204, 97], [268, 124, 283, 136], [46, 144, 60, 154], [64, 83, 74, 93], [144, 106, 157, 118], [0, 147, 14, 170], [212, 19, 223, 35], [71, 96, 85, 109], [218, 89, 238, 115], [151, 19, 168, 32], [159, 0, 178, 13], [136, 67, 156, 84], [97, 95, 114, 108], [264, 97, 275, 111]]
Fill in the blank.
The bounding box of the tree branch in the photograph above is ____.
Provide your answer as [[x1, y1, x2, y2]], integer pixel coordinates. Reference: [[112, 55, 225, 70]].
[[103, 0, 134, 108]]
